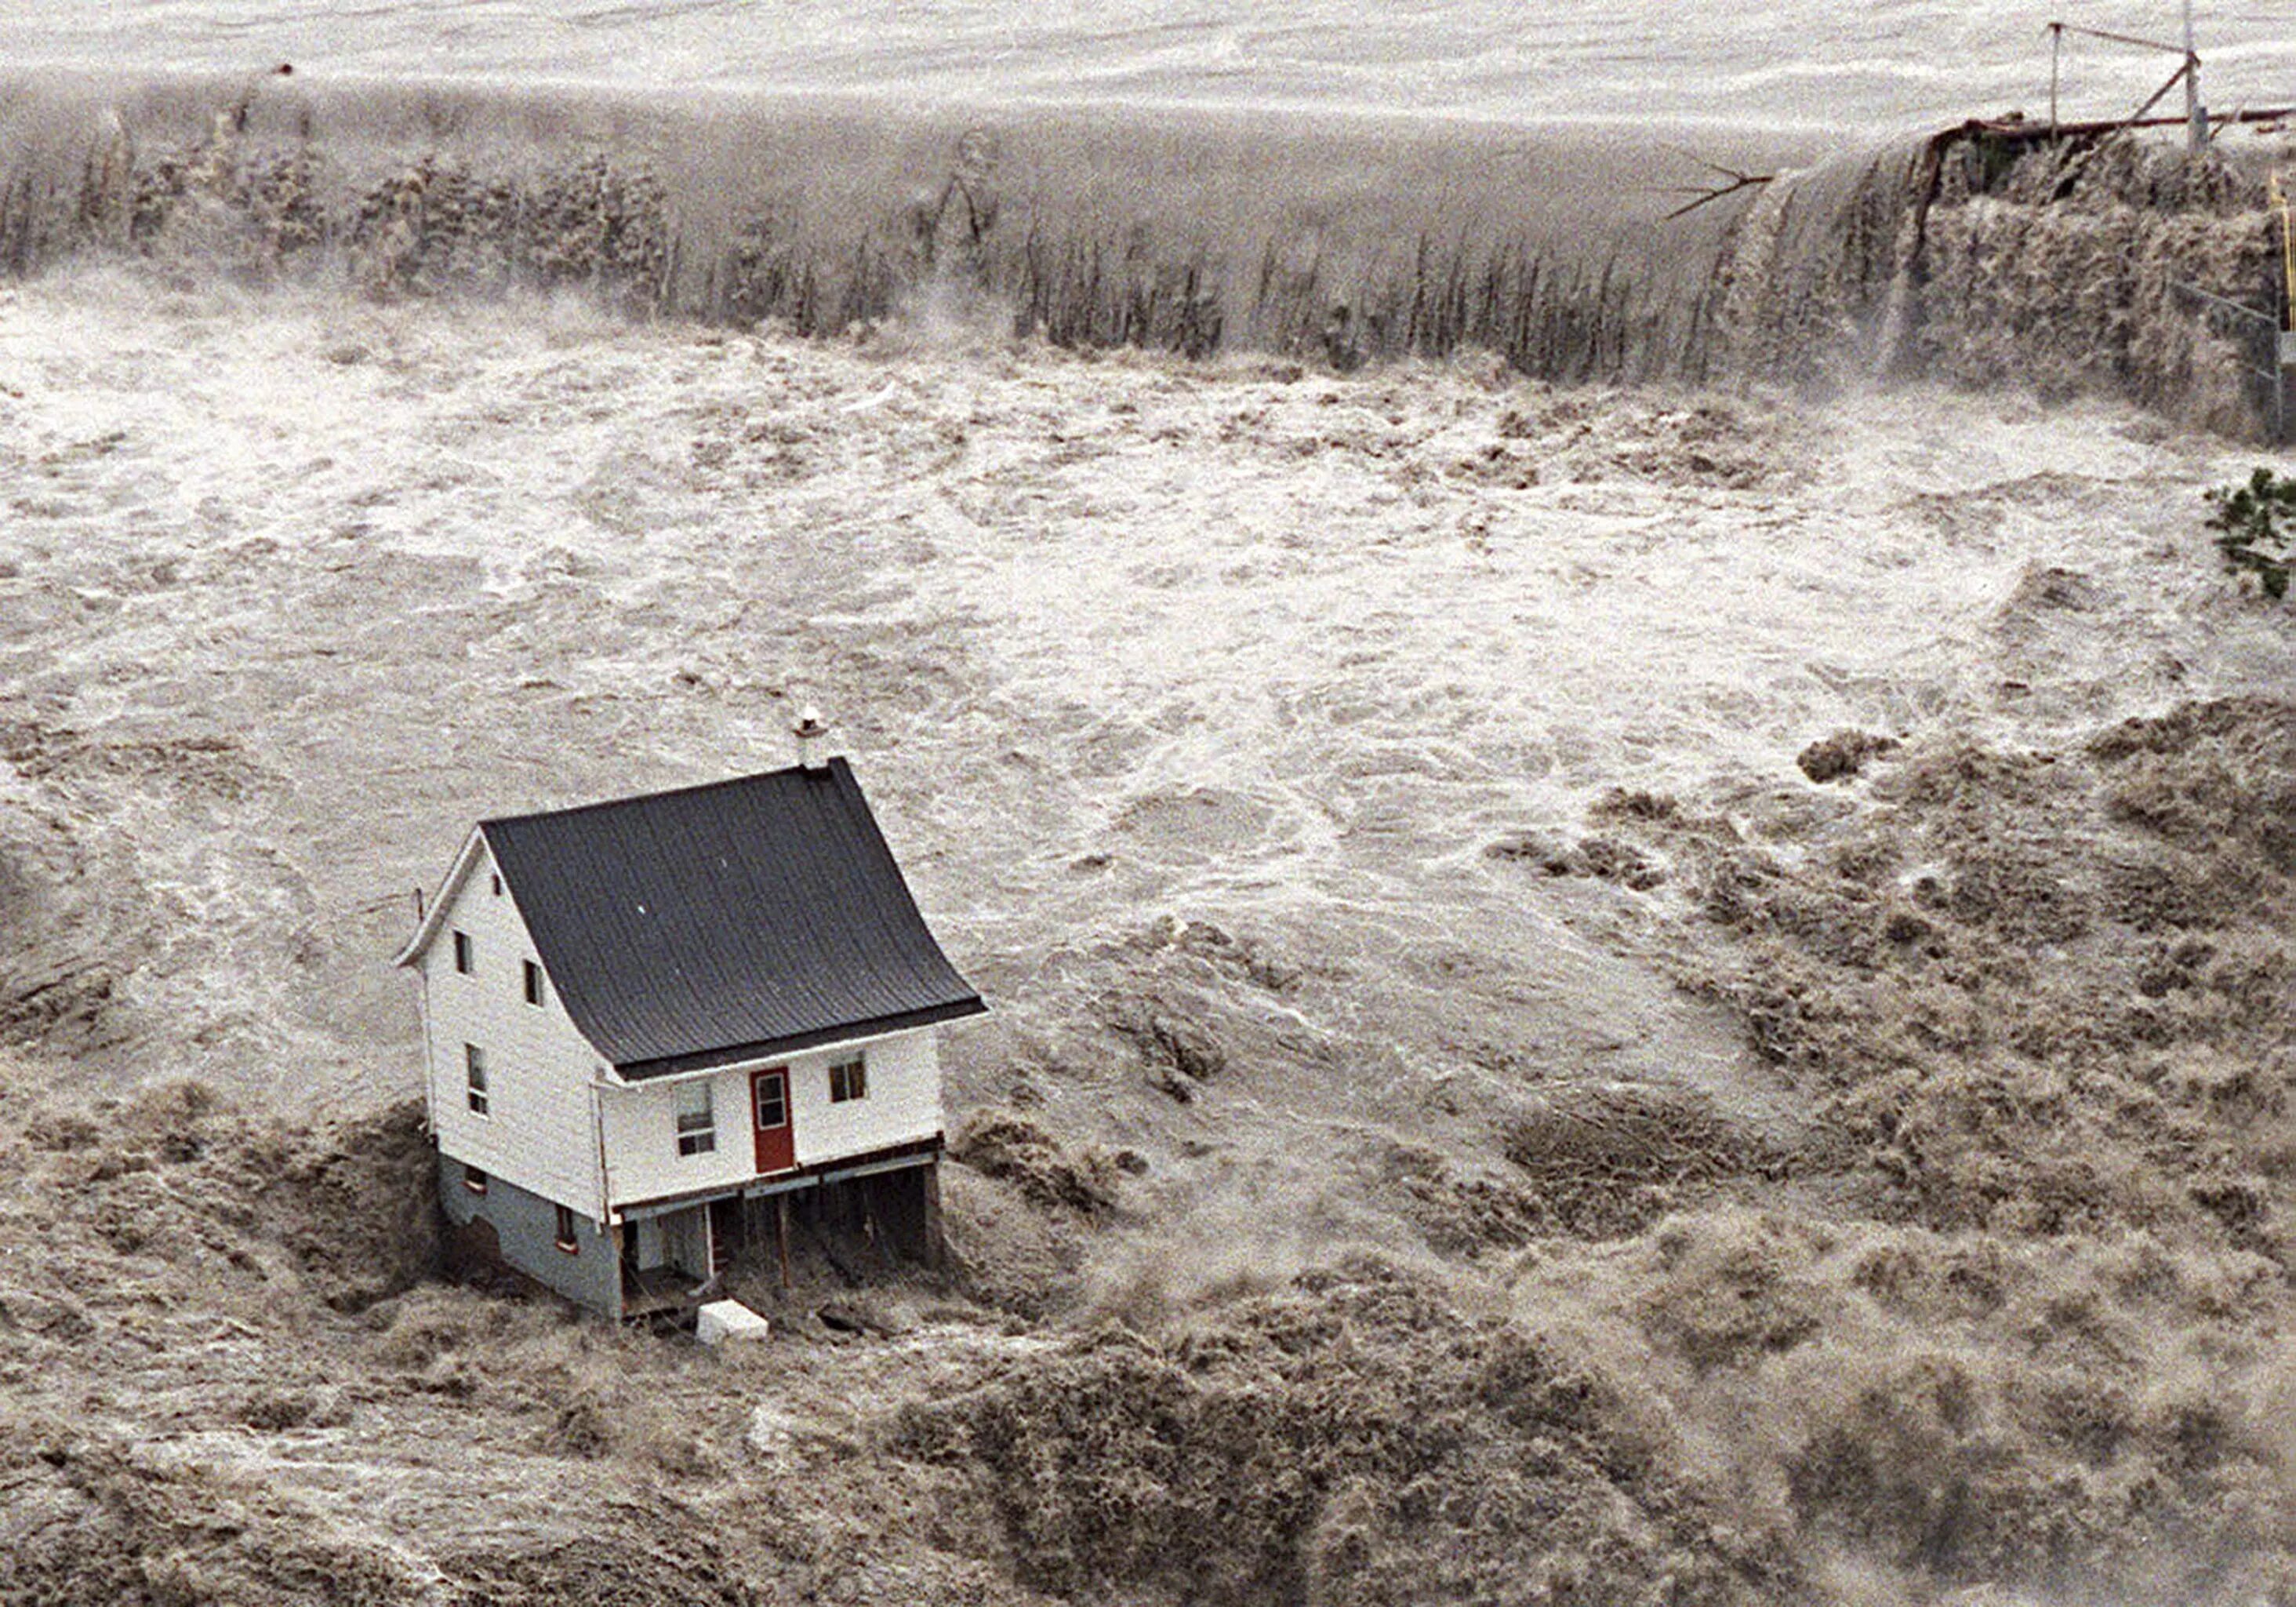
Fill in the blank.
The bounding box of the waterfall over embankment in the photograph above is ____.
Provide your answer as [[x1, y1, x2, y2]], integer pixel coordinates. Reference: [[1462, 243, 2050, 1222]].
[[2, 69, 2287, 432]]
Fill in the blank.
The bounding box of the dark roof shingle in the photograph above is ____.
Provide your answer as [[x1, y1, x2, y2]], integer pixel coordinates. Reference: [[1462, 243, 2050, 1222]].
[[481, 759, 983, 1080]]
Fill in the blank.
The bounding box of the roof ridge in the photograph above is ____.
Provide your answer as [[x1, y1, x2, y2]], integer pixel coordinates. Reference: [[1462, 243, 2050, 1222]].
[[480, 755, 846, 832]]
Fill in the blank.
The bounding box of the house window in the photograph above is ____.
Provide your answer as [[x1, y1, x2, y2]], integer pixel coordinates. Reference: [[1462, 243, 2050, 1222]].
[[554, 1203, 579, 1253], [452, 930, 473, 974], [463, 1165, 489, 1194], [754, 1073, 787, 1130], [522, 960, 544, 1007], [828, 1055, 867, 1103], [490, 873, 502, 896], [464, 1043, 489, 1116], [674, 1081, 716, 1157]]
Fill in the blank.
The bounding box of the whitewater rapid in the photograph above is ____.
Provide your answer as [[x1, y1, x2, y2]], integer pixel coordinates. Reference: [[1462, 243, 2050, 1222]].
[[0, 5, 2289, 1106], [1, 271, 2284, 1106]]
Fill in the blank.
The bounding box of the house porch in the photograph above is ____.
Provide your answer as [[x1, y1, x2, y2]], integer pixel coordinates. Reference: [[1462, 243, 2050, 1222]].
[[612, 1139, 945, 1310]]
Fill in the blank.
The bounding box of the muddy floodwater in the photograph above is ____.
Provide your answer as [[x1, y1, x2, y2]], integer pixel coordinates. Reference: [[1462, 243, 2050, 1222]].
[[4, 262, 2293, 1604], [2, 6, 2295, 1602]]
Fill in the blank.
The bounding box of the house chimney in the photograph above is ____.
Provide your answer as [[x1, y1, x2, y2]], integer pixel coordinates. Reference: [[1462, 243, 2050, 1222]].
[[791, 706, 832, 770]]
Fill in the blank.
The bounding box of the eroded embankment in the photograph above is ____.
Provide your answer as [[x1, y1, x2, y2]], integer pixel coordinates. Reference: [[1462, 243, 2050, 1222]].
[[1, 69, 2287, 428]]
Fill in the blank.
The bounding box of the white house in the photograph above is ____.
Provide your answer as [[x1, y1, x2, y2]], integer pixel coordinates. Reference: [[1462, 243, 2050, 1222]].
[[393, 750, 986, 1320]]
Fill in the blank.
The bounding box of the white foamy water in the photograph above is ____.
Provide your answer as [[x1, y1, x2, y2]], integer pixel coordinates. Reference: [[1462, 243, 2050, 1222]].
[[2, 273, 2287, 1112], [3, 19, 2293, 1607], [4, 2, 2292, 129], [0, 3, 2289, 1153]]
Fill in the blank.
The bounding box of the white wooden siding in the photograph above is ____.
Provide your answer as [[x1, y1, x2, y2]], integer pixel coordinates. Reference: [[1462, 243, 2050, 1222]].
[[421, 840, 605, 1221], [599, 1026, 943, 1209], [598, 1069, 754, 1207], [792, 1028, 942, 1168]]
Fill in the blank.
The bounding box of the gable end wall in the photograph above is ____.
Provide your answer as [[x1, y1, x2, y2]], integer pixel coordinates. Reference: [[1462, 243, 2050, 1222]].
[[421, 841, 605, 1221]]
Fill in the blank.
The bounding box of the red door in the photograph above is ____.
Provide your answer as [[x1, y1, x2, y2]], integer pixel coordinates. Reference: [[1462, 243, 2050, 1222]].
[[750, 1067, 794, 1174]]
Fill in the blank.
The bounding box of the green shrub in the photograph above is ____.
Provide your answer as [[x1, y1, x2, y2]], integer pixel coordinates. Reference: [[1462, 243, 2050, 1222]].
[[2203, 467, 2296, 599]]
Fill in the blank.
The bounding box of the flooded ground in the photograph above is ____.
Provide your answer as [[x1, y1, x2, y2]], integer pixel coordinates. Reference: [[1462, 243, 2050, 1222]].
[[2, 260, 2291, 1602], [2, 0, 2292, 1594]]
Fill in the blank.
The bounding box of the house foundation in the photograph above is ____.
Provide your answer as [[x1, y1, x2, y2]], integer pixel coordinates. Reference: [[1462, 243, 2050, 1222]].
[[444, 1140, 950, 1321], [765, 1156, 944, 1283], [438, 1155, 620, 1314]]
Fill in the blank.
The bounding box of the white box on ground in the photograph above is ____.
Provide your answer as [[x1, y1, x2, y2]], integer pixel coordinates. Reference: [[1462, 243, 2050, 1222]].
[[696, 1300, 771, 1346]]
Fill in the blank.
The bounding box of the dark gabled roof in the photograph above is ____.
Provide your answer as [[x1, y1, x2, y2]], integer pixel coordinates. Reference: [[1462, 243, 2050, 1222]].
[[481, 758, 984, 1081]]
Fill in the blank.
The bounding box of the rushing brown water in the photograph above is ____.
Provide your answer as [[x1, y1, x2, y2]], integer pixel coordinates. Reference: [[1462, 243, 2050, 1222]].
[[3, 254, 2292, 1602], [2, 18, 2293, 1607]]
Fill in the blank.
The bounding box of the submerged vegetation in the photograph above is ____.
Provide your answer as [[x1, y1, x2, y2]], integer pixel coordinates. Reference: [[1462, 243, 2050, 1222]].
[[2207, 465, 2296, 598]]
